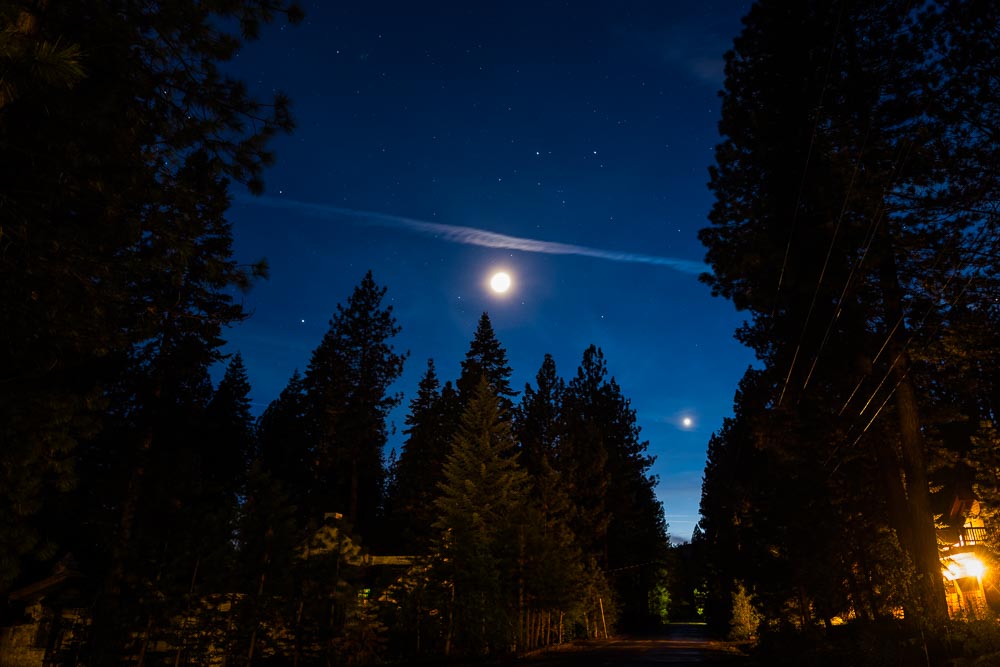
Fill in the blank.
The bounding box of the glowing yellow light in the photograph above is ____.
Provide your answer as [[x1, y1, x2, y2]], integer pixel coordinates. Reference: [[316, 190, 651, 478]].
[[942, 552, 986, 580]]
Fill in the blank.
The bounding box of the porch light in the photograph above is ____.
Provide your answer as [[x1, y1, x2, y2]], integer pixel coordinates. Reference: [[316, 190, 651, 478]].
[[942, 552, 986, 580]]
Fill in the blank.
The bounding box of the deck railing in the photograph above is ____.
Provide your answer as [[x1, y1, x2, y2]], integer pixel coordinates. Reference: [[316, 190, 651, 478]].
[[959, 526, 988, 547]]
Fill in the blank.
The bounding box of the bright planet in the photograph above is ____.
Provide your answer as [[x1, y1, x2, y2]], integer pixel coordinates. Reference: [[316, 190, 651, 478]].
[[490, 271, 512, 293]]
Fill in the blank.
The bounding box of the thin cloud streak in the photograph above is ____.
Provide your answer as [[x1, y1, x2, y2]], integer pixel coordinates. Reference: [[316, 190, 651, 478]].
[[242, 196, 709, 276]]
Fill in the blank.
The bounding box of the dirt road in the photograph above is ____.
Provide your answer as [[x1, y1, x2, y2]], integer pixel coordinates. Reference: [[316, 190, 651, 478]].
[[518, 624, 748, 666]]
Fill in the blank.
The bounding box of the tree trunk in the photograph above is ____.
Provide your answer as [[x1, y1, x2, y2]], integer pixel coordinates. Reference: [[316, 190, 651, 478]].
[[517, 527, 531, 650], [110, 426, 154, 591], [444, 581, 454, 656], [173, 557, 200, 667], [892, 366, 948, 621], [136, 614, 154, 667], [292, 598, 304, 667], [349, 453, 359, 525], [247, 566, 268, 666], [876, 229, 948, 623], [415, 593, 422, 656], [598, 597, 608, 638]]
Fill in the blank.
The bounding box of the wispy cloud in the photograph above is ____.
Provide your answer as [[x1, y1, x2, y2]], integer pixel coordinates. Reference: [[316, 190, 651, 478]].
[[241, 196, 709, 276], [624, 20, 729, 87]]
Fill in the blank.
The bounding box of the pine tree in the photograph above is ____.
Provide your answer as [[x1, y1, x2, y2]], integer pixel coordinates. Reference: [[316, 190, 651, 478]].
[[698, 367, 915, 629], [205, 353, 255, 502], [0, 0, 300, 600], [561, 345, 668, 628], [515, 355, 576, 539], [388, 359, 454, 552], [515, 354, 565, 480], [303, 271, 407, 538], [433, 378, 531, 655], [696, 0, 1000, 624], [513, 355, 591, 645], [457, 312, 517, 410], [230, 463, 300, 662], [256, 371, 312, 507], [0, 3, 85, 107]]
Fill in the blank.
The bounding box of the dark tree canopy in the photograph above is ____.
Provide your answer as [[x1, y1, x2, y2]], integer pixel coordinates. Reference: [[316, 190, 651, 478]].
[[457, 312, 517, 409], [256, 370, 311, 505], [433, 377, 532, 655], [388, 359, 457, 551], [0, 0, 299, 597], [0, 0, 682, 660], [302, 271, 407, 536], [699, 0, 1000, 632], [559, 345, 668, 627], [515, 353, 565, 481]]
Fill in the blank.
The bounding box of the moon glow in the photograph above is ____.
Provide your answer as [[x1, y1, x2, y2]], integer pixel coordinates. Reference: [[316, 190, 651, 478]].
[[682, 417, 693, 428], [490, 271, 512, 293]]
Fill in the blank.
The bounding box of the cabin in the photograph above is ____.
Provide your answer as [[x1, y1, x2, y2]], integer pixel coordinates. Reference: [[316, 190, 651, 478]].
[[938, 499, 993, 619], [0, 557, 88, 667]]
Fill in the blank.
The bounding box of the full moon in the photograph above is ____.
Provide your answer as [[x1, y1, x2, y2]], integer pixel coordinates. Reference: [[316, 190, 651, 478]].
[[490, 271, 512, 293], [682, 417, 693, 428]]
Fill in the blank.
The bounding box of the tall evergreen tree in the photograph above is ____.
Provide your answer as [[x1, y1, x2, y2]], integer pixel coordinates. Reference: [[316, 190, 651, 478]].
[[560, 347, 612, 567], [205, 352, 255, 501], [388, 359, 455, 552], [514, 355, 580, 582], [513, 355, 593, 645], [560, 345, 668, 628], [433, 377, 531, 655], [302, 271, 407, 539], [0, 0, 300, 599], [229, 463, 302, 664], [514, 354, 565, 481], [698, 367, 913, 631], [256, 370, 312, 507], [697, 0, 1000, 624], [457, 312, 517, 409]]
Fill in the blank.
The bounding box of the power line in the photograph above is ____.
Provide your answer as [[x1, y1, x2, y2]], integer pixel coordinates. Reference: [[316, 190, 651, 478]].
[[840, 217, 998, 420], [778, 121, 874, 406], [805, 139, 917, 397], [769, 0, 846, 321], [826, 229, 999, 471], [776, 0, 919, 406]]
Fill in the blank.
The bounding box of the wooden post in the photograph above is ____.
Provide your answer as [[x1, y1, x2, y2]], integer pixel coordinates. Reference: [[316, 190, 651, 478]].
[[598, 597, 608, 639]]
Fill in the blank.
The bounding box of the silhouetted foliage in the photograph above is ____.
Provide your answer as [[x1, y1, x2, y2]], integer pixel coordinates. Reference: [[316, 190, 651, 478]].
[[388, 359, 456, 552], [301, 271, 407, 539], [432, 377, 532, 655], [560, 345, 669, 629], [0, 0, 681, 660], [699, 0, 1000, 640], [457, 312, 517, 409]]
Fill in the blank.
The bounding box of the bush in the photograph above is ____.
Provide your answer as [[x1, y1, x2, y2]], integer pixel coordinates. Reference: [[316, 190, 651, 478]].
[[729, 584, 762, 642]]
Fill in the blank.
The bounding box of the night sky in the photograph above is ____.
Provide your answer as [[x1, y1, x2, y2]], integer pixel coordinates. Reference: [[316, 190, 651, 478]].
[[223, 1, 755, 543]]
